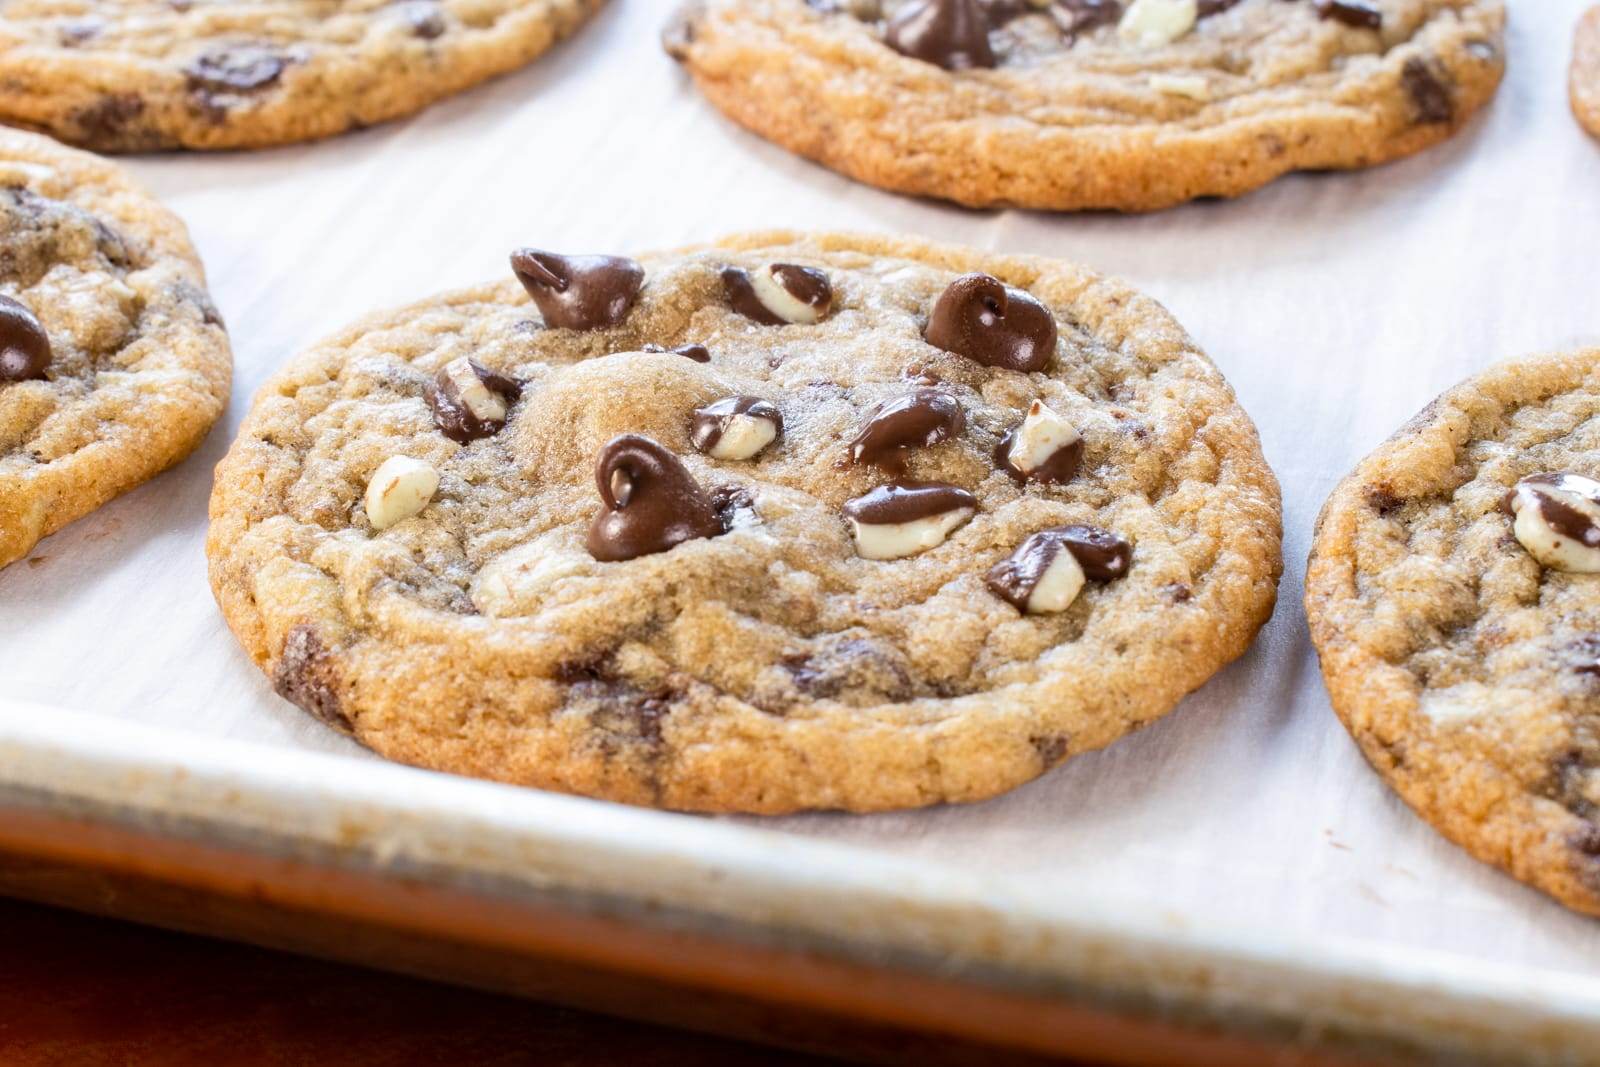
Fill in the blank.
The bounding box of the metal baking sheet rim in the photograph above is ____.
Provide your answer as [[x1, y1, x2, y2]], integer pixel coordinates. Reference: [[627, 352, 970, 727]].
[[0, 695, 1593, 1064]]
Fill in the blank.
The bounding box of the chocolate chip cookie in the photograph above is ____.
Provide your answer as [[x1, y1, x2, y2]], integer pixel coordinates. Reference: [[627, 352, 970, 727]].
[[1572, 6, 1600, 139], [665, 0, 1505, 211], [0, 128, 230, 569], [0, 0, 606, 152], [1306, 349, 1600, 916], [208, 232, 1281, 814]]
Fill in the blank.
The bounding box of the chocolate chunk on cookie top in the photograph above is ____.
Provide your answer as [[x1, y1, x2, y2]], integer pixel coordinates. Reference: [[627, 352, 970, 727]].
[[209, 232, 1281, 814], [1307, 349, 1600, 917], [0, 0, 609, 151], [667, 0, 1505, 211], [0, 128, 230, 570]]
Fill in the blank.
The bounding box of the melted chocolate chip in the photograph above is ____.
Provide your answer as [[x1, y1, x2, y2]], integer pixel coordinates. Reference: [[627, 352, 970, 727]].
[[1031, 734, 1070, 766], [511, 249, 644, 331], [925, 273, 1057, 373], [842, 480, 977, 524], [1314, 0, 1381, 28], [995, 410, 1082, 484], [587, 435, 726, 561], [1511, 473, 1600, 547], [986, 524, 1130, 610], [721, 264, 833, 325], [642, 342, 712, 363], [71, 94, 148, 145], [272, 624, 352, 733], [885, 0, 995, 70], [424, 358, 523, 443], [186, 45, 288, 93], [849, 389, 966, 470], [0, 296, 51, 382], [1401, 57, 1454, 125], [691, 396, 783, 456], [400, 1, 447, 38], [782, 635, 914, 702]]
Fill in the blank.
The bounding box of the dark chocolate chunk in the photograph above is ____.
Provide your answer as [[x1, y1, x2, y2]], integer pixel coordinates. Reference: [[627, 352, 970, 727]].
[[0, 296, 51, 382], [587, 435, 726, 561], [425, 358, 523, 443], [1050, 0, 1122, 36], [849, 389, 966, 470], [1401, 56, 1454, 125], [925, 273, 1057, 373], [511, 249, 644, 330], [885, 0, 995, 70], [272, 624, 352, 733]]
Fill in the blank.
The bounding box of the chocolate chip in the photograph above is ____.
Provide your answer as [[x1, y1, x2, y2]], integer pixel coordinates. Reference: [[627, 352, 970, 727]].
[[1030, 734, 1070, 766], [842, 480, 977, 524], [926, 273, 1057, 373], [1570, 635, 1600, 678], [1366, 485, 1403, 517], [1196, 0, 1241, 15], [782, 635, 914, 701], [849, 389, 966, 471], [425, 357, 523, 443], [1401, 56, 1454, 125], [1314, 0, 1381, 28], [987, 524, 1130, 613], [691, 396, 784, 460], [886, 0, 995, 69], [995, 400, 1082, 484], [398, 0, 447, 38], [642, 342, 712, 363], [0, 296, 51, 382], [186, 45, 288, 93], [272, 625, 352, 733], [511, 249, 644, 331], [587, 435, 726, 561], [721, 263, 833, 325], [1050, 0, 1121, 36], [1165, 582, 1192, 603], [70, 94, 148, 146]]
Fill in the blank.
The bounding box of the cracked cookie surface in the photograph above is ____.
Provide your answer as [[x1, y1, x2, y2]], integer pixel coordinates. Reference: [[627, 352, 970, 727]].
[[0, 127, 230, 569], [208, 231, 1281, 814], [0, 0, 606, 151], [1307, 349, 1600, 916], [666, 0, 1504, 211]]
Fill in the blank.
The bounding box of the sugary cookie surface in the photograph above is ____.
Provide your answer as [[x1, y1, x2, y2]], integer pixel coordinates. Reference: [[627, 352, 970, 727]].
[[1307, 349, 1600, 916], [666, 0, 1504, 211], [0, 0, 605, 151], [208, 232, 1281, 814], [0, 127, 230, 569]]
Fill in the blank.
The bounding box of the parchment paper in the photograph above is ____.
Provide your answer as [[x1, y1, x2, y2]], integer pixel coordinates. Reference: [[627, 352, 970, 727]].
[[4, 0, 1598, 982]]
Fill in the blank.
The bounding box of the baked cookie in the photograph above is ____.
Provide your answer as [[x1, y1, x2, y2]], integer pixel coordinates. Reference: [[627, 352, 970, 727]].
[[1572, 6, 1600, 139], [0, 128, 230, 570], [0, 0, 606, 152], [665, 0, 1505, 212], [1307, 350, 1600, 917], [208, 231, 1281, 814]]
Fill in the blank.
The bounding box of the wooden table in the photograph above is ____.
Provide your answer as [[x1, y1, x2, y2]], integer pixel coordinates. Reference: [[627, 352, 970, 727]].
[[0, 897, 840, 1066]]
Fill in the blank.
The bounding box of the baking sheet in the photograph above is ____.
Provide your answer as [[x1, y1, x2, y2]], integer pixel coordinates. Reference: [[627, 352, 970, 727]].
[[3, 0, 1598, 995]]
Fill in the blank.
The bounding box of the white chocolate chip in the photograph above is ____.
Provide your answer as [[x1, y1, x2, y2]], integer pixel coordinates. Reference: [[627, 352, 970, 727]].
[[1009, 400, 1080, 476], [473, 536, 587, 617], [1025, 548, 1087, 614], [751, 266, 823, 325], [708, 413, 779, 461], [1149, 73, 1211, 100], [364, 455, 439, 530], [849, 507, 974, 561], [1118, 0, 1197, 46], [1509, 477, 1600, 573], [442, 356, 507, 423]]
